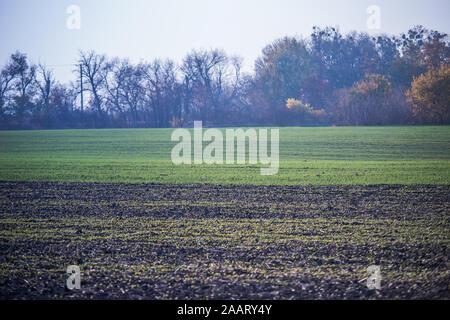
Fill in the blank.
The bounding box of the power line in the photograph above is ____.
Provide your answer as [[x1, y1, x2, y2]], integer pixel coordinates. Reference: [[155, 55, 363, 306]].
[[45, 64, 78, 67]]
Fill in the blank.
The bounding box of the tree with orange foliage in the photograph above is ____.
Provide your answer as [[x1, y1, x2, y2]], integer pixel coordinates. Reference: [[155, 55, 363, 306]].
[[407, 63, 450, 124], [421, 36, 450, 69], [345, 74, 392, 125]]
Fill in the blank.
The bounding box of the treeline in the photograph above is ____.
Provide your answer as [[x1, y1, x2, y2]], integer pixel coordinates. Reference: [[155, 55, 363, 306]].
[[0, 25, 449, 129]]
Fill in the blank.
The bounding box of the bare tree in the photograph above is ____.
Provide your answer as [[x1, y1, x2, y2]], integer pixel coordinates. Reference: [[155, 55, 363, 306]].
[[181, 49, 243, 123], [0, 64, 15, 118], [104, 58, 146, 127], [103, 58, 126, 116], [142, 59, 180, 127], [35, 63, 54, 113], [8, 52, 36, 118], [78, 50, 107, 113]]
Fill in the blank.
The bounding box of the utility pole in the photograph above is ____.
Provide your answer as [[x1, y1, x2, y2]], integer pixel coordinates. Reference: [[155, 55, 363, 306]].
[[79, 63, 84, 112]]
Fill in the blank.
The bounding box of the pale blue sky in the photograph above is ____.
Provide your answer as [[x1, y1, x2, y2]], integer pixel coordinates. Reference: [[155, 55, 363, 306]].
[[1, 0, 449, 83]]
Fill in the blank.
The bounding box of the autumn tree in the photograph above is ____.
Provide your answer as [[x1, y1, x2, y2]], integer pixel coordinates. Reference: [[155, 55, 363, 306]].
[[421, 35, 450, 69], [390, 26, 449, 87], [1, 26, 449, 129], [256, 37, 317, 102], [346, 74, 392, 125], [285, 98, 327, 125], [310, 27, 380, 89], [407, 63, 450, 124]]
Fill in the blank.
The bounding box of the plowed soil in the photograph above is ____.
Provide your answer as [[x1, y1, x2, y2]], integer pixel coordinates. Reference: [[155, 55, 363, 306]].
[[0, 182, 448, 299]]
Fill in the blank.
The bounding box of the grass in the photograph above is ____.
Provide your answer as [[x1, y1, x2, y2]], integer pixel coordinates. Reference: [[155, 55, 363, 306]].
[[0, 126, 449, 184], [1, 126, 448, 300]]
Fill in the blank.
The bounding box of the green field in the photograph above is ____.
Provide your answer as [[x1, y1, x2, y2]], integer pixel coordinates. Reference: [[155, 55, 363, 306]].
[[0, 126, 449, 184], [1, 126, 449, 299]]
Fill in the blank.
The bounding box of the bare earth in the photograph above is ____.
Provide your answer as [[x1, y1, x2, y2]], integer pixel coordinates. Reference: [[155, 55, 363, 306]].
[[0, 182, 448, 299]]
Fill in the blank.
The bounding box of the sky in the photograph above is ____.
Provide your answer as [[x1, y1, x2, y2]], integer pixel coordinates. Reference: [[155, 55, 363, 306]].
[[1, 0, 449, 83]]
